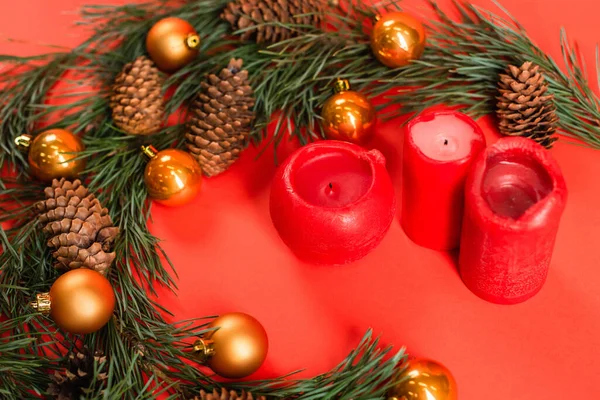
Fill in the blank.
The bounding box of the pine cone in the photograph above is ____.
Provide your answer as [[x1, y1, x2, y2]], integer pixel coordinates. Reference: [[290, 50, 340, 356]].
[[221, 0, 326, 43], [110, 56, 165, 135], [496, 61, 559, 149], [195, 388, 266, 400], [35, 179, 119, 275], [47, 347, 108, 400], [186, 59, 255, 177]]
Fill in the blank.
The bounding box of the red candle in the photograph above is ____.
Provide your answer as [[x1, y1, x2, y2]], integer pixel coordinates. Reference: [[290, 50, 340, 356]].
[[401, 111, 486, 250], [270, 140, 396, 265], [459, 137, 567, 304]]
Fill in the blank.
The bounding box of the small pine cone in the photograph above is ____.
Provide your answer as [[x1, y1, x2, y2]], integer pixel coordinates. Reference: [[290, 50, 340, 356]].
[[110, 56, 165, 135], [222, 0, 326, 43], [47, 347, 108, 400], [186, 59, 255, 177], [195, 388, 266, 400], [496, 61, 559, 149], [35, 179, 119, 275]]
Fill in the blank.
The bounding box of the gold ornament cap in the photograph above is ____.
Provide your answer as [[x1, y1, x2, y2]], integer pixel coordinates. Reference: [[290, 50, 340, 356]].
[[141, 145, 159, 159], [192, 338, 216, 362], [186, 33, 201, 50], [14, 134, 33, 151], [333, 78, 351, 94], [30, 292, 51, 314]]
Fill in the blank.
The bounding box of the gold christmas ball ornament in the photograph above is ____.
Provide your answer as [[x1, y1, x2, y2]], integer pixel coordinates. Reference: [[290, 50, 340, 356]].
[[193, 312, 268, 379], [371, 12, 426, 68], [142, 145, 202, 207], [321, 79, 376, 145], [15, 129, 85, 182], [31, 269, 116, 334], [146, 17, 200, 72], [388, 358, 457, 400]]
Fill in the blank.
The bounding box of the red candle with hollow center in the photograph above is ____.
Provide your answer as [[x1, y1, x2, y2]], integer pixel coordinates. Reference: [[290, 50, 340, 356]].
[[459, 137, 567, 304], [402, 111, 486, 250], [270, 140, 396, 265]]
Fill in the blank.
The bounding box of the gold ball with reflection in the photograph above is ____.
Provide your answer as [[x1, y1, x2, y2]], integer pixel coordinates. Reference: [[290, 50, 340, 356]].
[[205, 312, 268, 379], [27, 129, 85, 182], [371, 12, 426, 68], [321, 83, 376, 145], [144, 149, 202, 207], [49, 269, 115, 335], [146, 17, 200, 72], [388, 358, 457, 400]]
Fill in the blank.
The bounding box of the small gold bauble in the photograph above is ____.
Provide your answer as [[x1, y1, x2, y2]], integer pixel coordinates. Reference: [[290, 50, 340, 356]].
[[203, 312, 268, 379], [388, 358, 457, 400], [321, 79, 376, 145], [142, 145, 202, 207], [146, 17, 200, 72], [371, 12, 426, 68], [15, 129, 85, 182], [48, 269, 115, 334]]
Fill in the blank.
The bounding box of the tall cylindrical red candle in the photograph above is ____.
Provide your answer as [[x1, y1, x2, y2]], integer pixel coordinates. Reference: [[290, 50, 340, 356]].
[[401, 111, 486, 250], [459, 137, 567, 304], [270, 141, 396, 265]]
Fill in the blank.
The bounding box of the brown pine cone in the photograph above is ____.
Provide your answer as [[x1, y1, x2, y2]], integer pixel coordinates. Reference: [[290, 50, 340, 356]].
[[221, 0, 327, 43], [185, 59, 255, 177], [496, 61, 559, 149], [195, 388, 266, 400], [47, 347, 108, 400], [110, 55, 165, 135], [35, 179, 119, 275]]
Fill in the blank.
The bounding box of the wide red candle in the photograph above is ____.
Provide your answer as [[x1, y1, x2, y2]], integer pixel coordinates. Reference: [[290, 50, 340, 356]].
[[459, 137, 567, 304], [270, 140, 396, 265], [401, 111, 486, 250]]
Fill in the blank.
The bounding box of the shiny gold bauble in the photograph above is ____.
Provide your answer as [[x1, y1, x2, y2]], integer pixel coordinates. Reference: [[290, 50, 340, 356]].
[[48, 269, 115, 334], [371, 12, 426, 68], [388, 358, 457, 400], [321, 79, 376, 145], [146, 17, 200, 72], [15, 129, 85, 182], [142, 145, 202, 207], [203, 312, 268, 379]]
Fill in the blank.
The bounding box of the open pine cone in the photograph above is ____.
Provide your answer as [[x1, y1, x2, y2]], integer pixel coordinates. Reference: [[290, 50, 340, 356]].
[[48, 347, 108, 400], [35, 179, 119, 275], [186, 59, 255, 177], [496, 61, 559, 149], [110, 55, 165, 135], [221, 0, 327, 43], [195, 388, 266, 400]]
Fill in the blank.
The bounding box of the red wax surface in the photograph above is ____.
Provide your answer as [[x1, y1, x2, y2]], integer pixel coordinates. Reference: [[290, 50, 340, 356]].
[[402, 111, 486, 250], [270, 141, 396, 264], [4, 1, 600, 399], [460, 138, 567, 304]]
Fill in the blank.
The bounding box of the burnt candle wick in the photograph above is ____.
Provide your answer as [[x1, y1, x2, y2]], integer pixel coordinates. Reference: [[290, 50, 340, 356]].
[[329, 182, 333, 189], [444, 139, 449, 146]]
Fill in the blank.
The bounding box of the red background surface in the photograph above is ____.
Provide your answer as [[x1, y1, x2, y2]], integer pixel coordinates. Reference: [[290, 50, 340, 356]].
[[1, 1, 599, 399]]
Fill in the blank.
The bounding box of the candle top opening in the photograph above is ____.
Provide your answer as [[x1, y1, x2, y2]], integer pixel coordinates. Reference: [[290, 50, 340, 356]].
[[292, 148, 374, 209], [410, 113, 484, 162], [482, 153, 553, 220]]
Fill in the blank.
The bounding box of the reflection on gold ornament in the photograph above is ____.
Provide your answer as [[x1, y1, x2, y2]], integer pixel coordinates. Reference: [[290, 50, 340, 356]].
[[31, 269, 115, 334], [142, 145, 202, 207], [146, 17, 200, 72], [321, 79, 376, 145], [15, 129, 85, 182], [388, 358, 457, 400], [192, 312, 268, 379], [371, 12, 426, 68]]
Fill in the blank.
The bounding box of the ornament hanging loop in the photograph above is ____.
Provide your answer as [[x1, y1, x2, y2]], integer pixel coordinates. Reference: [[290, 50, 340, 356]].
[[30, 292, 51, 314], [14, 134, 32, 150], [186, 34, 201, 50], [192, 338, 215, 362], [333, 78, 351, 94], [141, 145, 158, 160]]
